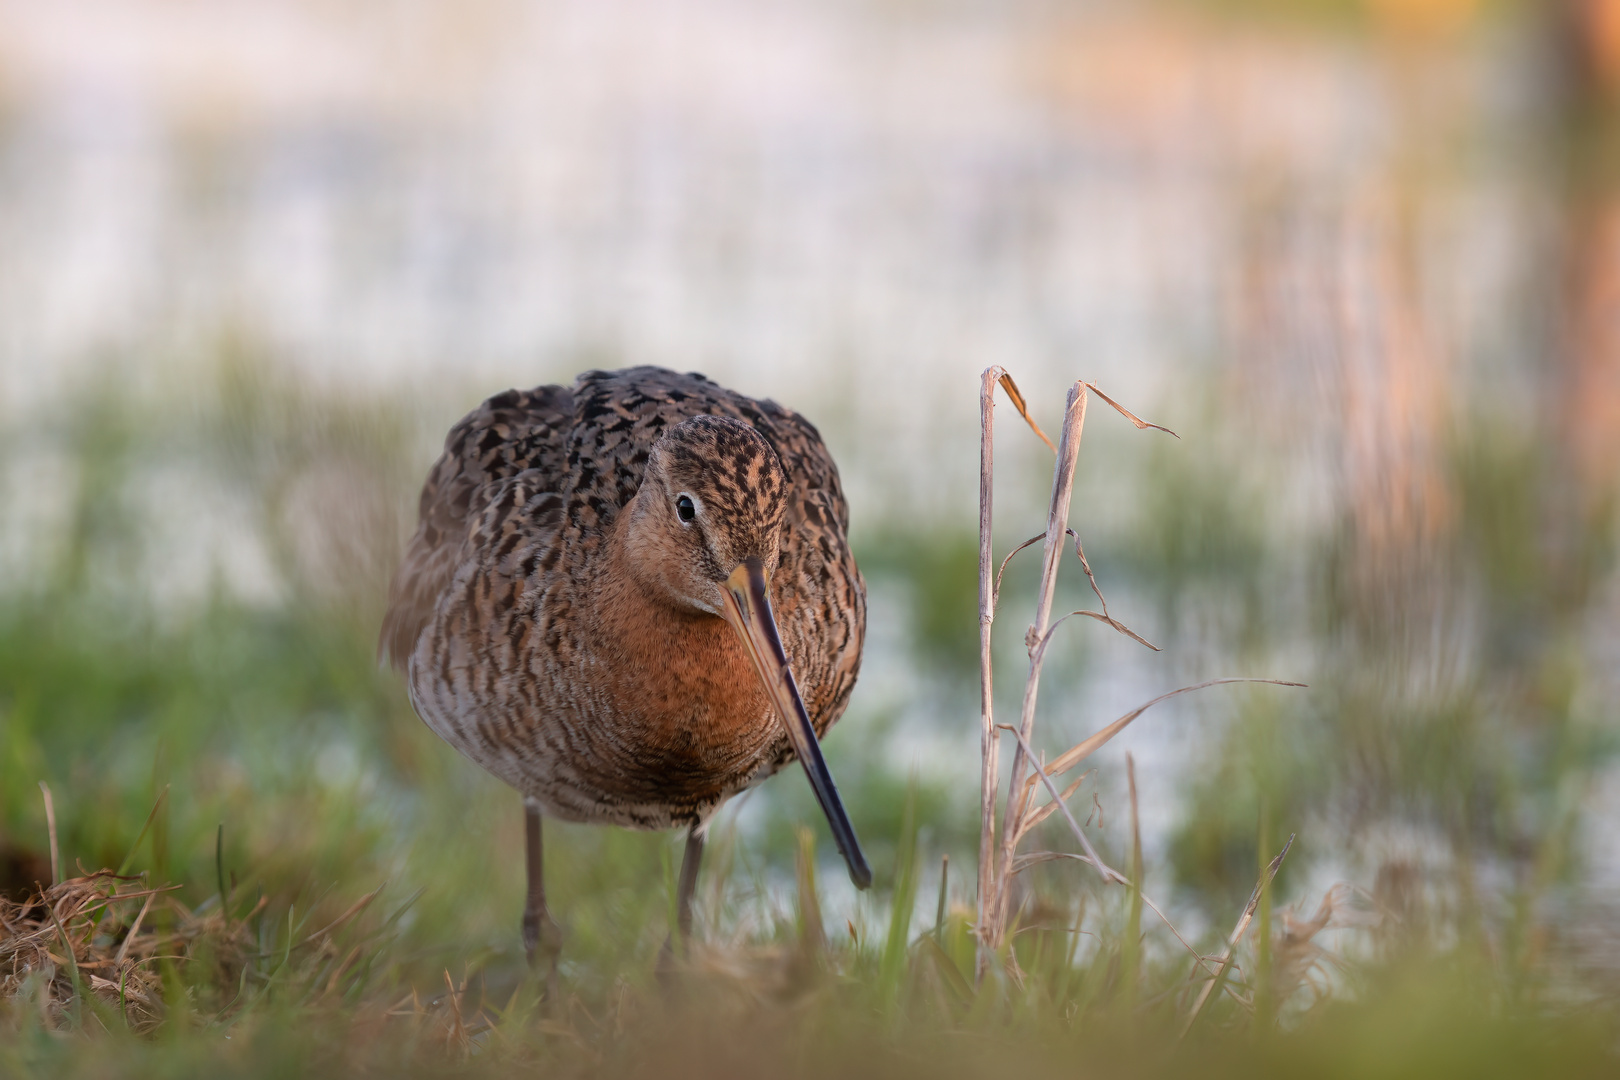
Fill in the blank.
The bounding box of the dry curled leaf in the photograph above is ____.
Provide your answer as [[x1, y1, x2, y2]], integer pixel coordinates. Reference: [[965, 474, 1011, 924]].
[[1045, 678, 1307, 781], [1037, 608, 1161, 656], [993, 532, 1046, 610], [1083, 381, 1179, 438], [998, 373, 1057, 452]]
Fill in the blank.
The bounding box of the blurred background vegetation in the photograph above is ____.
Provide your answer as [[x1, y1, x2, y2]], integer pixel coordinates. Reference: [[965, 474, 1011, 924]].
[[2, 0, 1620, 1072]]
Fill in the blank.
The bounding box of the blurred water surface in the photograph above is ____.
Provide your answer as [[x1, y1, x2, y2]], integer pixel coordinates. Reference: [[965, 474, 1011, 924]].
[[1, 0, 1618, 991]]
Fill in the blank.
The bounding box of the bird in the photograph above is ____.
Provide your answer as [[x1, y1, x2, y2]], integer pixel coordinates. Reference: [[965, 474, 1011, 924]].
[[379, 366, 871, 969]]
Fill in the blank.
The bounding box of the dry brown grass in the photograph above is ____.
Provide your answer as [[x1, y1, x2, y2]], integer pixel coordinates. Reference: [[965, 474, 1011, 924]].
[[1, 872, 175, 1033], [0, 861, 410, 1039]]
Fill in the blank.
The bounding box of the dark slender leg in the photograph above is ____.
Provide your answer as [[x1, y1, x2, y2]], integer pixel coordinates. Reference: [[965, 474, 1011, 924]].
[[676, 826, 705, 942], [658, 826, 705, 975], [522, 797, 562, 977]]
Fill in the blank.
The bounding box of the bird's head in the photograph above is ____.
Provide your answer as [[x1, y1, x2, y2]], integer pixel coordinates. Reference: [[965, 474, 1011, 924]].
[[625, 413, 788, 615], [623, 413, 871, 890]]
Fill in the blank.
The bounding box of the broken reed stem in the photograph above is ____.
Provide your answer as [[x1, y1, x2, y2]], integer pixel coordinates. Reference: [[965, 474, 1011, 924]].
[[1124, 752, 1143, 1012], [1178, 833, 1296, 1041], [994, 382, 1088, 939], [39, 780, 60, 887], [976, 366, 1003, 977]]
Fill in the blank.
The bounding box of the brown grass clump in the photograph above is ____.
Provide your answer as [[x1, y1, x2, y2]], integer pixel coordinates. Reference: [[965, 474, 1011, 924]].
[[0, 871, 178, 1032], [0, 862, 443, 1052]]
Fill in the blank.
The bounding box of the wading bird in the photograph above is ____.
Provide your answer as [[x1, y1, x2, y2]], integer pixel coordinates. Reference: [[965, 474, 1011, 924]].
[[380, 366, 870, 968]]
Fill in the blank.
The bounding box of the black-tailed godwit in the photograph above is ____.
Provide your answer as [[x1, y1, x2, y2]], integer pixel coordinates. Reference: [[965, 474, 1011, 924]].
[[381, 366, 870, 967]]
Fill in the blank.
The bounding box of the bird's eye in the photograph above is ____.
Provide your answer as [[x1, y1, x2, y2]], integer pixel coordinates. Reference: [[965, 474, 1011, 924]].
[[676, 494, 696, 523]]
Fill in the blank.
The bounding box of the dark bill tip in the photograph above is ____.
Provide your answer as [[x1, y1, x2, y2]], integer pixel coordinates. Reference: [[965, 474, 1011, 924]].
[[722, 558, 871, 890]]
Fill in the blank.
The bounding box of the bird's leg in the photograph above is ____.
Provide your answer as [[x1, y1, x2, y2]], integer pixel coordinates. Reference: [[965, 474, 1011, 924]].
[[522, 797, 562, 982], [658, 826, 705, 975], [676, 826, 705, 942]]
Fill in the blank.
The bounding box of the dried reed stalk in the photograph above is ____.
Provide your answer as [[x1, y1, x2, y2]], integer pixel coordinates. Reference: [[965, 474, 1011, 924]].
[[1178, 833, 1295, 1040], [971, 368, 1303, 998], [39, 781, 60, 886], [976, 366, 1005, 976], [1123, 752, 1143, 1010], [992, 381, 1088, 939]]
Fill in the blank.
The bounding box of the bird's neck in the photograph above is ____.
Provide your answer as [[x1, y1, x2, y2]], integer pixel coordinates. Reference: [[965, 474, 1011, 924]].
[[585, 520, 773, 739]]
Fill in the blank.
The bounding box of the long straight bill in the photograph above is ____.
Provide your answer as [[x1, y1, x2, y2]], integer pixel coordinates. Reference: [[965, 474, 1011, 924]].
[[722, 558, 873, 889]]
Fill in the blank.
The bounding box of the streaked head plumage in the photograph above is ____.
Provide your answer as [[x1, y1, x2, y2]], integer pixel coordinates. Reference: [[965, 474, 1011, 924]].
[[625, 414, 788, 611]]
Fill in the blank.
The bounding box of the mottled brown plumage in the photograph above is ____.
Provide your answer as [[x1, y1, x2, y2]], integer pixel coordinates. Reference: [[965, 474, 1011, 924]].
[[381, 368, 868, 961]]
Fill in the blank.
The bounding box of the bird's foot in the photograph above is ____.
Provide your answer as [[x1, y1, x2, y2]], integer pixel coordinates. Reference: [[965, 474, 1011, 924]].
[[655, 933, 683, 982], [656, 926, 704, 983], [523, 908, 564, 996]]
